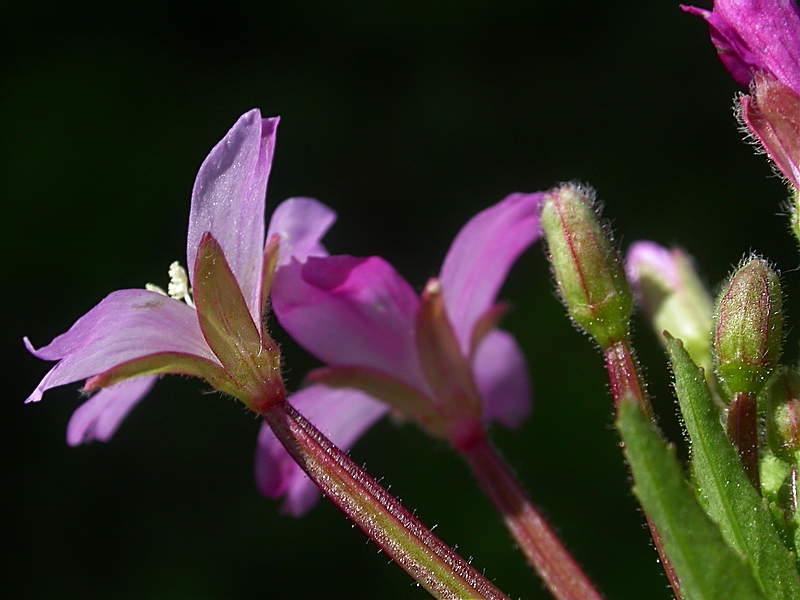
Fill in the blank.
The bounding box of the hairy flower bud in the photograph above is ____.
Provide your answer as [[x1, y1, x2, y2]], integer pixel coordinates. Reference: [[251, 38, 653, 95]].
[[714, 257, 783, 398], [541, 184, 633, 349]]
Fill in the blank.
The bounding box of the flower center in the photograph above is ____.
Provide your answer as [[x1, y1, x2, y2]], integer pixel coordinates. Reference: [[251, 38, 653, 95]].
[[146, 261, 195, 308]]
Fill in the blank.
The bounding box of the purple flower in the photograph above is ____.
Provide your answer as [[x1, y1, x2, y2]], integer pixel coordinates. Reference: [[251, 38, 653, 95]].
[[684, 0, 800, 184], [256, 192, 543, 514], [25, 110, 334, 442], [683, 0, 800, 93]]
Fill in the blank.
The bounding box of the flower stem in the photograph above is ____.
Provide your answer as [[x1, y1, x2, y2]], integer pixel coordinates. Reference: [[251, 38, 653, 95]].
[[459, 434, 605, 600], [603, 338, 684, 600], [726, 391, 760, 489], [263, 401, 510, 600]]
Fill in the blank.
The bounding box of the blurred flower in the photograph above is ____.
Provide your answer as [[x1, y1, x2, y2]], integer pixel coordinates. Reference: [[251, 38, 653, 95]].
[[256, 192, 543, 514], [685, 0, 800, 185], [626, 241, 713, 369]]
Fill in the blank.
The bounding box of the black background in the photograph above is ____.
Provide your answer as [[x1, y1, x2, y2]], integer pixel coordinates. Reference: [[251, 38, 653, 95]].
[[4, 1, 797, 598]]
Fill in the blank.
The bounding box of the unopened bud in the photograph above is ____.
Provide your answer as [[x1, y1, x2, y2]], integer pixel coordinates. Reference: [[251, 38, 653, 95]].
[[626, 242, 713, 371], [541, 184, 632, 349], [764, 369, 800, 462], [714, 257, 783, 398]]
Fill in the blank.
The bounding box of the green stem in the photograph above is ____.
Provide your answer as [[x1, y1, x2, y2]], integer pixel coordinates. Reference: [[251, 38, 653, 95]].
[[263, 401, 510, 600], [459, 434, 605, 600]]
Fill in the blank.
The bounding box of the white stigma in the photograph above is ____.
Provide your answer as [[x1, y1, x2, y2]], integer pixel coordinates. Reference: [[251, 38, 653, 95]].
[[146, 261, 195, 308]]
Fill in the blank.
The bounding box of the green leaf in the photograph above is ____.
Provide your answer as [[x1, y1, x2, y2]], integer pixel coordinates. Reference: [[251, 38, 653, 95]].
[[617, 398, 767, 600], [666, 335, 800, 600]]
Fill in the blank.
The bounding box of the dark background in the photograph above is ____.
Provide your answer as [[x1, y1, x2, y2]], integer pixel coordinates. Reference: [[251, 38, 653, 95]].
[[3, 1, 797, 598]]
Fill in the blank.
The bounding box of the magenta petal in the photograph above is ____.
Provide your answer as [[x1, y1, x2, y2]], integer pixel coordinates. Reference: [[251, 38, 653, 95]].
[[439, 192, 544, 352], [473, 329, 532, 429], [187, 110, 279, 319], [255, 385, 387, 516], [272, 255, 425, 385], [25, 289, 215, 403], [684, 1, 800, 94], [267, 197, 337, 265], [66, 376, 157, 446]]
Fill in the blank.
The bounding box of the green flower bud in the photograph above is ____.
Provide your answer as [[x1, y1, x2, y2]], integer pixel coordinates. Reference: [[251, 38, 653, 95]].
[[764, 369, 800, 462], [714, 257, 783, 398], [541, 184, 633, 349]]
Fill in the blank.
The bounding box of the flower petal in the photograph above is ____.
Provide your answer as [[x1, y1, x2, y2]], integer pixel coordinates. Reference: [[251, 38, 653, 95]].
[[187, 110, 279, 320], [308, 364, 433, 432], [473, 329, 532, 429], [439, 192, 544, 352], [25, 289, 217, 403], [272, 255, 424, 386], [267, 197, 337, 266], [626, 241, 682, 294], [255, 385, 387, 516], [66, 376, 157, 446], [684, 1, 800, 95]]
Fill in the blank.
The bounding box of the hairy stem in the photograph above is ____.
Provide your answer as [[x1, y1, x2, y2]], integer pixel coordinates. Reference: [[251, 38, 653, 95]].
[[264, 401, 510, 600], [460, 434, 605, 600], [604, 338, 684, 600]]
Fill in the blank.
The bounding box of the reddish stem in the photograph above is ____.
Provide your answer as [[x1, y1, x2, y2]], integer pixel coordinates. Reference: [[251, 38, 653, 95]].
[[264, 401, 510, 600], [604, 338, 684, 600], [604, 340, 652, 419], [459, 434, 605, 600], [726, 391, 760, 489]]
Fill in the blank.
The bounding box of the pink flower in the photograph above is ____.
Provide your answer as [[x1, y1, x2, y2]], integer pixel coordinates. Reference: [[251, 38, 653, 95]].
[[25, 110, 332, 442], [683, 0, 800, 93], [685, 0, 800, 184], [256, 192, 543, 514]]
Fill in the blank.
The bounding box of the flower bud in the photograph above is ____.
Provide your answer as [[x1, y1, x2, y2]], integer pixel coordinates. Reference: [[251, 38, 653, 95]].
[[541, 184, 633, 349], [714, 257, 783, 398], [626, 242, 713, 370], [764, 369, 800, 462]]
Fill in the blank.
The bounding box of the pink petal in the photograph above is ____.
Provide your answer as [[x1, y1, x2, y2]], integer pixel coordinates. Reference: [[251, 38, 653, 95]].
[[626, 241, 681, 292], [473, 329, 532, 429], [255, 385, 387, 516], [187, 110, 279, 321], [267, 197, 337, 265], [25, 289, 216, 403], [439, 192, 544, 352], [683, 1, 800, 95], [272, 255, 425, 386], [66, 376, 158, 446]]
